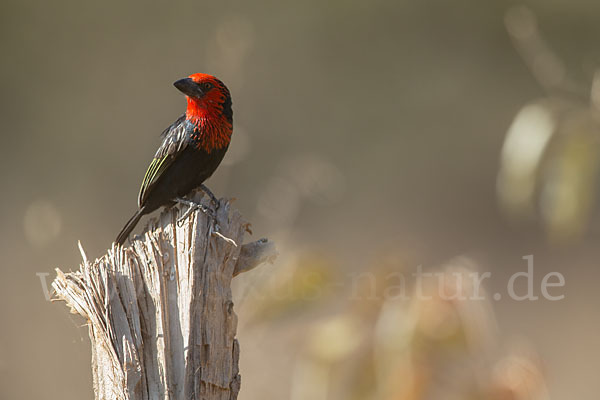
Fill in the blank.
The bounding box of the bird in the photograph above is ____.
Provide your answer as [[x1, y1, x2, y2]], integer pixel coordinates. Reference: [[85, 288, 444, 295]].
[[115, 73, 233, 245]]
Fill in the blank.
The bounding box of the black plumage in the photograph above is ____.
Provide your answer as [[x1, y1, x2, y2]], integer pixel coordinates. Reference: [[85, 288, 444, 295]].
[[115, 74, 233, 245]]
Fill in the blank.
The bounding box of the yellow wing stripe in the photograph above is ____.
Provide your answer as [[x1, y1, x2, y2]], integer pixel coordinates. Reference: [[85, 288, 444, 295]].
[[138, 155, 169, 206]]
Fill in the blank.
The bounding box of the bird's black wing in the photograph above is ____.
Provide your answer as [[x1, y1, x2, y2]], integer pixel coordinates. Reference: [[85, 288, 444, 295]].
[[138, 115, 190, 207]]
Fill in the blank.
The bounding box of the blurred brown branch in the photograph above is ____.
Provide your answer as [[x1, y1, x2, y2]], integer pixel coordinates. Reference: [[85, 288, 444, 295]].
[[52, 193, 277, 400], [505, 5, 589, 101]]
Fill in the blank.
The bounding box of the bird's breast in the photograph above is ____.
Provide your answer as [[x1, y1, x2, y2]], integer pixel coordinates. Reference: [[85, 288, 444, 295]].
[[188, 119, 233, 153]]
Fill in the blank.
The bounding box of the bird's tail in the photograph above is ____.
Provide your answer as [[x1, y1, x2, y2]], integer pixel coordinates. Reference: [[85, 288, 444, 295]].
[[115, 207, 146, 246]]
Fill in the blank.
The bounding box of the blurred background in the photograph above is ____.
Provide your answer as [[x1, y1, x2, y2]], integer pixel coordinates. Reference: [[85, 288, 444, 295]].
[[1, 0, 599, 399]]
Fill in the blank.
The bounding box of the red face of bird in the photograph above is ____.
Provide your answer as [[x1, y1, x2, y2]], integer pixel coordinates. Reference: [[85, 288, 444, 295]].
[[173, 73, 232, 125]]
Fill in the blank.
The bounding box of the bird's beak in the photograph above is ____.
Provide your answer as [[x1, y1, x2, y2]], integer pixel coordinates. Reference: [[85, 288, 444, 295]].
[[174, 78, 204, 98]]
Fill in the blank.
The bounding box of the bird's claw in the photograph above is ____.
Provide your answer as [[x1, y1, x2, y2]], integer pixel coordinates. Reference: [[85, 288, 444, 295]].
[[175, 197, 215, 226], [175, 196, 236, 246], [200, 184, 220, 209]]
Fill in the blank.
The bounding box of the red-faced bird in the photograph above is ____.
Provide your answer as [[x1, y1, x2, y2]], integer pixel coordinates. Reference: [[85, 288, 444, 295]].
[[115, 73, 233, 245]]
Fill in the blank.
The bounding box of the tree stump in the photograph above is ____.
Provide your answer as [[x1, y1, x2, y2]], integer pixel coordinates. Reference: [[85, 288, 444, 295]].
[[52, 192, 277, 400]]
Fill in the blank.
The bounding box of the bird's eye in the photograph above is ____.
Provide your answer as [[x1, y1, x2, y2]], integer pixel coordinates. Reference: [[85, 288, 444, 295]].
[[200, 82, 213, 91]]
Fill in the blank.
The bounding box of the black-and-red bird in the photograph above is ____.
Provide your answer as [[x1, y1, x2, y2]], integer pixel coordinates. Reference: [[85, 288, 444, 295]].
[[115, 73, 233, 245]]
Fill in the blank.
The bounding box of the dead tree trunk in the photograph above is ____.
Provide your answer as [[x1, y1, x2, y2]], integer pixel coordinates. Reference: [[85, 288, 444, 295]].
[[52, 192, 277, 400]]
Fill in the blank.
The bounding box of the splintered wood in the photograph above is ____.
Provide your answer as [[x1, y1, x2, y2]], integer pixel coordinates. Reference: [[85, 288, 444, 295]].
[[52, 192, 277, 400]]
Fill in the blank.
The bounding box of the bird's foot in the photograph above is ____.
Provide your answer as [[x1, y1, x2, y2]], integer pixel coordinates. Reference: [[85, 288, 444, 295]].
[[200, 184, 220, 208], [175, 197, 215, 226]]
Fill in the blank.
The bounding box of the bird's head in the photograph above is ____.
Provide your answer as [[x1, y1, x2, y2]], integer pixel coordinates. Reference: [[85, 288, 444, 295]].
[[174, 73, 232, 125]]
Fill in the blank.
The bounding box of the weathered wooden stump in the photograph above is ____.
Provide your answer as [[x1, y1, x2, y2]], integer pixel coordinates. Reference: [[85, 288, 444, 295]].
[[52, 192, 277, 400]]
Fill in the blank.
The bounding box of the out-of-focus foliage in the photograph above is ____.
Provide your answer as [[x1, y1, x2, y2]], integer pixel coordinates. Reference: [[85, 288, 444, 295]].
[[236, 250, 338, 324], [498, 98, 600, 241], [498, 6, 600, 242], [270, 257, 550, 400]]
